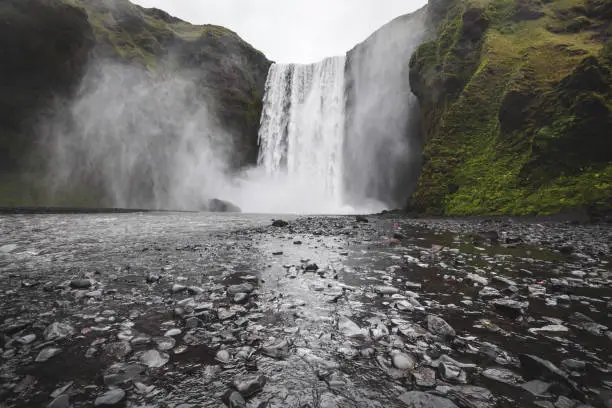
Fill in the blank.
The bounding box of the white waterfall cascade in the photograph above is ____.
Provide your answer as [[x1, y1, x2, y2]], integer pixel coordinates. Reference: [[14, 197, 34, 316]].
[[256, 56, 349, 213]]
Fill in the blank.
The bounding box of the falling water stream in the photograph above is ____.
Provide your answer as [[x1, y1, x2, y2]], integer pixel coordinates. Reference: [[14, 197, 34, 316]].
[[257, 57, 347, 212]]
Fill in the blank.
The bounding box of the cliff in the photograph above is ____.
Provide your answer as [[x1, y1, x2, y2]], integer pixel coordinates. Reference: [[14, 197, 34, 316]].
[[0, 0, 270, 206], [409, 0, 612, 216]]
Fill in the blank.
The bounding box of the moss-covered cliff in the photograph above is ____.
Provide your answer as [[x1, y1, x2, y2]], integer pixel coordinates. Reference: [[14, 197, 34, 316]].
[[409, 0, 611, 216], [0, 0, 270, 206]]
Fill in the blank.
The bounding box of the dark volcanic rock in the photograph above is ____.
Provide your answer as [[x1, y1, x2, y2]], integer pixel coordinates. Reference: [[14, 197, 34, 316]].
[[398, 391, 458, 407], [427, 315, 456, 338], [272, 219, 289, 227], [206, 199, 241, 213]]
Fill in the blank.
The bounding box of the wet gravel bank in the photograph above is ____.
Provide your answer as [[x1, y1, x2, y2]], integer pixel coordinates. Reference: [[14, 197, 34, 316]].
[[0, 213, 610, 408]]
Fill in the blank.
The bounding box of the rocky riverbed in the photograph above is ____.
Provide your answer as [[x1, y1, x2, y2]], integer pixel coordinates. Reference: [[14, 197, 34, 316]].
[[0, 212, 610, 408]]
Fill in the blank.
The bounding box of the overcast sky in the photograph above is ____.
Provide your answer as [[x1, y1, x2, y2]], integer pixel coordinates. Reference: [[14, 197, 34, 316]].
[[130, 0, 427, 63]]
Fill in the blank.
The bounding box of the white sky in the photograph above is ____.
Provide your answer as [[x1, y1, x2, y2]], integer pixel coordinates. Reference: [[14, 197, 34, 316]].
[[130, 0, 427, 63]]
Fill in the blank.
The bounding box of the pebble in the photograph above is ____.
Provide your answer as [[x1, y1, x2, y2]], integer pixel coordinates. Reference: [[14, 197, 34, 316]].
[[44, 322, 75, 341], [35, 347, 62, 362], [139, 350, 169, 368], [427, 315, 456, 338], [398, 391, 458, 408], [94, 389, 125, 406], [47, 394, 70, 408]]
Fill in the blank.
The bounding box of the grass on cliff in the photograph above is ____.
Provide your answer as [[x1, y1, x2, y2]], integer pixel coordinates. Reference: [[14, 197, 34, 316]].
[[412, 0, 611, 216]]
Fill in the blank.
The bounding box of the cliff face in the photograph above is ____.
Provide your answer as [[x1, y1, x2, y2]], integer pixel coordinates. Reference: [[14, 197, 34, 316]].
[[0, 0, 270, 206], [409, 0, 612, 216]]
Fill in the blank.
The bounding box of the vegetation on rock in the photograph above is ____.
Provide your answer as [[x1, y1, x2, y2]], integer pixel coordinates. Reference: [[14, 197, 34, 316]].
[[409, 0, 611, 216]]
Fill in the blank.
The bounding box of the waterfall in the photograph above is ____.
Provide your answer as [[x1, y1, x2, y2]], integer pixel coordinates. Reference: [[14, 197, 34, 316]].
[[257, 56, 347, 212]]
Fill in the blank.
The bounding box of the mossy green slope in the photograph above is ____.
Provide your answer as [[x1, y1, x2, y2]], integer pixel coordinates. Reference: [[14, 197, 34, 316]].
[[409, 0, 611, 216]]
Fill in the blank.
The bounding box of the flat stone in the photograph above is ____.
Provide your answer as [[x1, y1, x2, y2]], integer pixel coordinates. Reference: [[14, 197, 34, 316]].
[[338, 316, 367, 338], [164, 328, 182, 337], [94, 389, 125, 406], [448, 385, 496, 408], [154, 337, 176, 351], [398, 391, 458, 407], [521, 380, 552, 396], [44, 322, 75, 341], [233, 374, 266, 397], [138, 349, 169, 368], [482, 367, 523, 385], [216, 349, 231, 364], [492, 299, 528, 318], [392, 352, 416, 370], [412, 366, 436, 387], [48, 394, 70, 408], [227, 283, 254, 295], [233, 293, 249, 304], [375, 285, 400, 295], [427, 315, 456, 338], [479, 287, 501, 299], [35, 347, 62, 362]]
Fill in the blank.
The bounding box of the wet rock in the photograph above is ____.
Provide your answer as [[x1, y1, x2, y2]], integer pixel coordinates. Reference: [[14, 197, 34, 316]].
[[554, 396, 577, 408], [233, 374, 266, 397], [427, 315, 456, 338], [94, 389, 125, 406], [561, 359, 586, 371], [145, 274, 160, 283], [482, 367, 523, 385], [392, 351, 416, 370], [448, 385, 496, 408], [164, 328, 182, 337], [138, 349, 169, 368], [398, 391, 458, 407], [223, 390, 246, 408], [272, 219, 288, 227], [519, 354, 568, 382], [154, 337, 176, 351], [492, 299, 528, 318], [218, 308, 236, 321], [36, 347, 62, 362], [529, 325, 569, 334], [413, 366, 436, 387], [466, 273, 489, 286], [375, 285, 400, 295], [439, 362, 467, 384], [227, 283, 254, 295], [521, 380, 552, 396], [48, 394, 70, 408], [70, 279, 92, 289], [207, 198, 241, 213], [233, 293, 249, 304], [262, 338, 290, 359], [479, 287, 501, 299], [44, 322, 75, 341], [171, 284, 187, 293], [184, 317, 202, 329], [103, 341, 132, 359], [17, 334, 36, 345], [216, 349, 231, 364], [338, 316, 367, 338]]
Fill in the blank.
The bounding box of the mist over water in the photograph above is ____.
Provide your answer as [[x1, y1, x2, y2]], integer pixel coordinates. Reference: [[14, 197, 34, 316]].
[[44, 62, 235, 211], [42, 10, 428, 214], [344, 12, 428, 209]]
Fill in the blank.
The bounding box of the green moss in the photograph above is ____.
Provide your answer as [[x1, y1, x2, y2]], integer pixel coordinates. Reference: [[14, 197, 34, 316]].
[[410, 0, 611, 216]]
